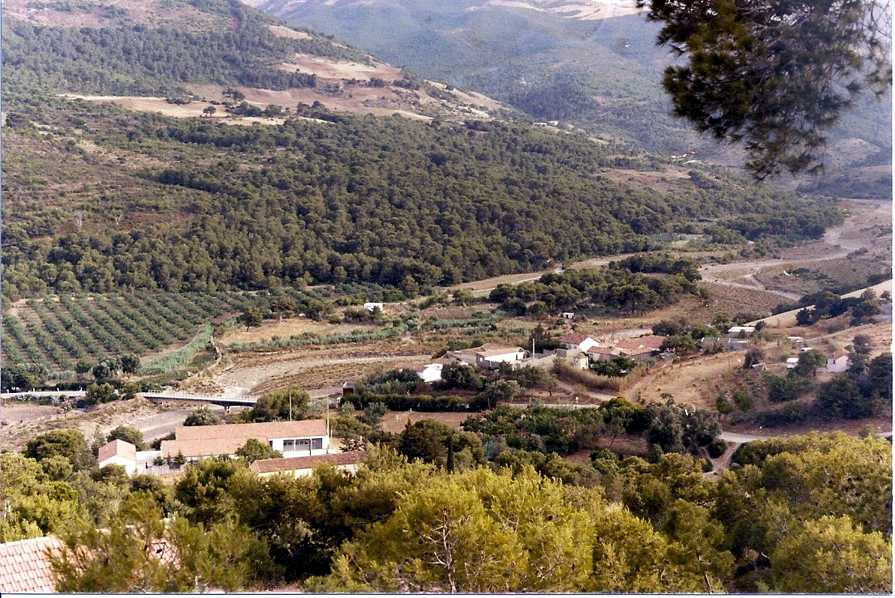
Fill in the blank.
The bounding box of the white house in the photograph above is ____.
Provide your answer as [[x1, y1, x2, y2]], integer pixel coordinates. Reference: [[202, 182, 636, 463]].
[[785, 357, 800, 369], [161, 420, 333, 463], [98, 439, 138, 474], [363, 302, 384, 312], [825, 352, 851, 373], [473, 343, 526, 369], [417, 363, 443, 383], [561, 312, 575, 320], [558, 333, 600, 353], [97, 440, 161, 475], [250, 450, 367, 479]]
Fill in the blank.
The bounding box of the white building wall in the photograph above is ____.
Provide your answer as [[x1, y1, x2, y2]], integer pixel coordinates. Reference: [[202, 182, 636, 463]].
[[419, 363, 443, 383], [825, 356, 851, 373], [98, 455, 137, 475], [477, 351, 524, 368], [578, 338, 600, 353], [269, 435, 331, 458], [257, 463, 359, 479]]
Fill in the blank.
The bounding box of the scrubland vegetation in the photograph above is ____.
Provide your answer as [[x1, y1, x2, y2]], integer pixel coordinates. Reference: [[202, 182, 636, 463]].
[[3, 426, 890, 593]]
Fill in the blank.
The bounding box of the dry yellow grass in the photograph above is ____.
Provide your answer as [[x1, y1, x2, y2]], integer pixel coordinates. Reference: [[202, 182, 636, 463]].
[[62, 95, 285, 126], [282, 54, 401, 80], [268, 25, 312, 40], [378, 411, 470, 434], [219, 317, 379, 346], [627, 352, 743, 409]]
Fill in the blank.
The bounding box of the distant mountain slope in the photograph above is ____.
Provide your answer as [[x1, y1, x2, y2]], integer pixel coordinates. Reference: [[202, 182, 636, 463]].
[[253, 0, 892, 198], [0, 0, 847, 301], [2, 0, 507, 122], [2, 98, 842, 299]]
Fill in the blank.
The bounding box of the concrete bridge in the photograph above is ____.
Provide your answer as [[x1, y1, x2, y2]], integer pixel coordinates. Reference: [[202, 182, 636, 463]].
[[0, 389, 256, 408], [1, 386, 341, 409], [141, 393, 257, 408]]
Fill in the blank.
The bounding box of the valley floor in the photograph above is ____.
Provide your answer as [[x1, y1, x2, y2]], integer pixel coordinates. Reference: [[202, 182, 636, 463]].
[[2, 200, 891, 453]]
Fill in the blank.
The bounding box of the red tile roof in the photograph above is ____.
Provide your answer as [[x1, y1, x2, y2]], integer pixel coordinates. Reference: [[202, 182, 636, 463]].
[[0, 536, 62, 593], [559, 333, 595, 345], [97, 439, 136, 463], [250, 451, 367, 474], [174, 419, 327, 442], [614, 335, 666, 355], [161, 437, 249, 459], [586, 346, 619, 355]]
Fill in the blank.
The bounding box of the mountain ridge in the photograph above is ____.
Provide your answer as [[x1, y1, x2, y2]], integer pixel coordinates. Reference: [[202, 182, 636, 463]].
[[253, 0, 892, 198]]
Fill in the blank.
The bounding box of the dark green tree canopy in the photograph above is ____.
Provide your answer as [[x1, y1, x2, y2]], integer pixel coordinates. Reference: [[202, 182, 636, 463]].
[[641, 0, 892, 177]]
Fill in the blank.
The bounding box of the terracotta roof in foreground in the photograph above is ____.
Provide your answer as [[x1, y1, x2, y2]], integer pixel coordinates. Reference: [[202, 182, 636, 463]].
[[250, 451, 368, 474], [0, 536, 62, 593]]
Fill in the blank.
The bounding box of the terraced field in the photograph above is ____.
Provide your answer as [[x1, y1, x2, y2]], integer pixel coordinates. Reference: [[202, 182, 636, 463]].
[[2, 291, 255, 375]]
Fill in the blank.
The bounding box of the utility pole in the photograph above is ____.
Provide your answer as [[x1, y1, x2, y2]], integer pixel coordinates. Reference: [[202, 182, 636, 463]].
[[289, 389, 292, 421]]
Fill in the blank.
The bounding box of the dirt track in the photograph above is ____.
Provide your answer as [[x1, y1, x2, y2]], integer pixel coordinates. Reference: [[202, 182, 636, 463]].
[[212, 352, 432, 396], [700, 199, 891, 300]]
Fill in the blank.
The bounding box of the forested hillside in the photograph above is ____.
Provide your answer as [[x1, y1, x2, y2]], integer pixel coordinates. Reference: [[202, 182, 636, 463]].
[[255, 0, 892, 197], [2, 96, 841, 299], [0, 0, 848, 302], [3, 0, 362, 96]]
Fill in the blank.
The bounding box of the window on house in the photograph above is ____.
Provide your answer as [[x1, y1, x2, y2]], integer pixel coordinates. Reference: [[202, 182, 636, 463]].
[[312, 437, 323, 450], [296, 438, 311, 450], [283, 439, 295, 451]]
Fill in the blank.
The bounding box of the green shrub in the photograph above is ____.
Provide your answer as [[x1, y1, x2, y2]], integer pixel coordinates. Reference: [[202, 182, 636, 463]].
[[715, 395, 733, 414], [707, 438, 728, 458], [732, 390, 753, 411]]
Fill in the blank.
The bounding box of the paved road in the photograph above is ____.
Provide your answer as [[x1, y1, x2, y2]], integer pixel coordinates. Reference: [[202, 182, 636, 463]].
[[1, 390, 86, 399]]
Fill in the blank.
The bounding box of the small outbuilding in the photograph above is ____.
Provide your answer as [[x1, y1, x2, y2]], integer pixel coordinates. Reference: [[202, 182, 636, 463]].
[[417, 363, 444, 383], [474, 344, 526, 369], [825, 352, 851, 373]]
